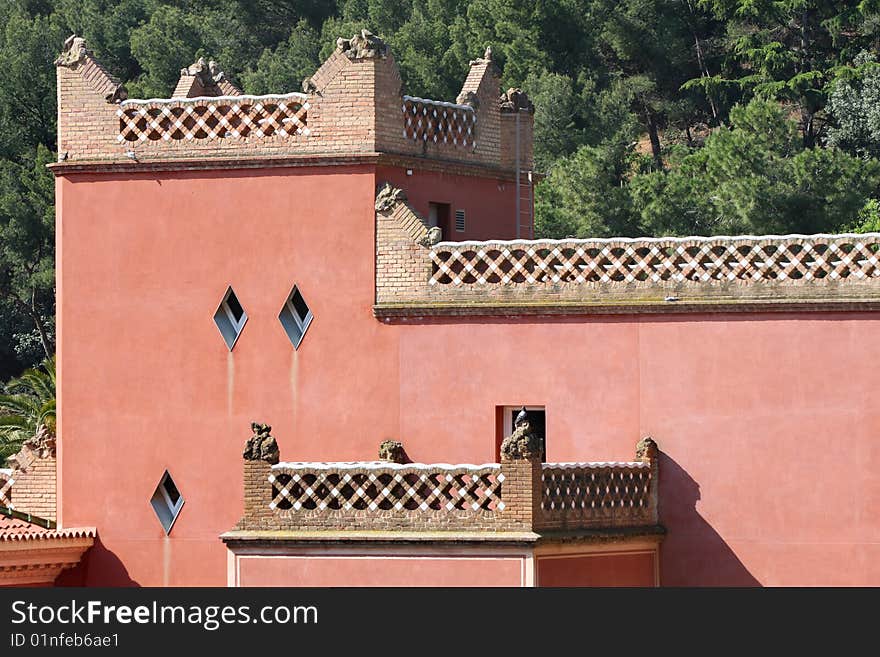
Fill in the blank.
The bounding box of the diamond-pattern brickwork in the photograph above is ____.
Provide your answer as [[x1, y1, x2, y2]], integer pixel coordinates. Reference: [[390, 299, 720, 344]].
[[540, 462, 654, 529], [402, 96, 476, 148], [269, 462, 504, 516], [118, 93, 310, 143], [429, 234, 880, 286]]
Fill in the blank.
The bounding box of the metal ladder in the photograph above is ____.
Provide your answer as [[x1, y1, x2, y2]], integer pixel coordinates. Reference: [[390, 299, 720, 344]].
[[514, 110, 534, 239]]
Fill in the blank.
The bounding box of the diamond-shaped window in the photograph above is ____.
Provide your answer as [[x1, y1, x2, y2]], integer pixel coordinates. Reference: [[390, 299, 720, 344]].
[[279, 285, 313, 349], [150, 470, 184, 534], [213, 286, 247, 350]]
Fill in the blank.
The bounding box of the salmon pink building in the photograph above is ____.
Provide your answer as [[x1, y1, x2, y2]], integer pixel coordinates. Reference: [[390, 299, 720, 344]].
[[2, 31, 878, 587]]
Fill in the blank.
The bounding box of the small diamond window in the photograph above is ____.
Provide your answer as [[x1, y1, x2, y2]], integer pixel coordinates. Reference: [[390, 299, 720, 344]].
[[150, 470, 184, 534], [279, 286, 313, 349], [213, 286, 247, 350]]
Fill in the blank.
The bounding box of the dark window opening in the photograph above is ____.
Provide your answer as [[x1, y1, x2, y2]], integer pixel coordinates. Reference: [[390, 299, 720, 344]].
[[291, 288, 310, 323], [496, 406, 546, 462], [429, 202, 451, 237], [225, 290, 244, 323]]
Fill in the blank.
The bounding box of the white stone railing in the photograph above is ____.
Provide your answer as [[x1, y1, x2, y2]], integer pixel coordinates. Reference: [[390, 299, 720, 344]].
[[402, 95, 476, 148], [0, 469, 13, 508], [540, 461, 656, 528], [117, 92, 310, 143], [269, 461, 504, 513], [429, 234, 880, 286]]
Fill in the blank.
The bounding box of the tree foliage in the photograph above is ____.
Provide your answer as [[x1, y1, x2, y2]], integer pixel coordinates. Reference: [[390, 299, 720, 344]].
[[0, 356, 55, 462], [1, 0, 880, 378]]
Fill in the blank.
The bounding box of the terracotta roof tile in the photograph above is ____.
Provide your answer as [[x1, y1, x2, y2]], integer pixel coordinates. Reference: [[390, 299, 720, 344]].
[[0, 516, 96, 542]]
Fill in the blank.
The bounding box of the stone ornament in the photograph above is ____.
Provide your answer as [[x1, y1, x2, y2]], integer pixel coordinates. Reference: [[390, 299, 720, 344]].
[[54, 35, 90, 68], [378, 440, 409, 464], [500, 407, 544, 460], [500, 88, 535, 114], [417, 227, 443, 247], [455, 91, 480, 109], [243, 422, 280, 464], [337, 30, 388, 59], [375, 183, 407, 213], [469, 46, 494, 66], [636, 437, 659, 462], [180, 57, 227, 86]]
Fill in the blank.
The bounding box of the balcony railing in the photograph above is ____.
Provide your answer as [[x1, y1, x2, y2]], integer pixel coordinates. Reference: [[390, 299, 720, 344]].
[[541, 462, 654, 529], [235, 440, 659, 534]]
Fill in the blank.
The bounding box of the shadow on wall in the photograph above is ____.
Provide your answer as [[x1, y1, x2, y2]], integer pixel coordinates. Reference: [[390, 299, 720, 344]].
[[54, 537, 140, 587], [659, 453, 760, 587]]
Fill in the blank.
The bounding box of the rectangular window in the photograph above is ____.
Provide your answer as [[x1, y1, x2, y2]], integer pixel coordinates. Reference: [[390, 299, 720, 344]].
[[455, 209, 466, 232], [496, 405, 546, 461]]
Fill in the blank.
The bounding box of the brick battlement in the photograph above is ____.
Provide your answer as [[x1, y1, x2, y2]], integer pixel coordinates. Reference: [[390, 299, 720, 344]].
[[374, 189, 880, 315], [55, 31, 533, 171]]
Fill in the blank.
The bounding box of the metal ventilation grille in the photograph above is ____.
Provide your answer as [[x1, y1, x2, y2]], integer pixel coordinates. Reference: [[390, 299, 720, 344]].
[[455, 209, 465, 232]]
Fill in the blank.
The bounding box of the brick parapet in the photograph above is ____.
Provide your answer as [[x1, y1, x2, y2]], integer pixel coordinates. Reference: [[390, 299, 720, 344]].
[[374, 232, 880, 312], [55, 34, 522, 171], [234, 437, 660, 534]]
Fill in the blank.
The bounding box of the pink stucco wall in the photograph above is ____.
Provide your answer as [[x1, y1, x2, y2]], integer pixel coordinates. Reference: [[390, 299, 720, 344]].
[[56, 163, 880, 586], [235, 553, 527, 587]]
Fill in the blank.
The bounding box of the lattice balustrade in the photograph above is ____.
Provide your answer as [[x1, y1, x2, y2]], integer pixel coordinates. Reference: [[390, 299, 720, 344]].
[[402, 96, 476, 148], [541, 462, 654, 528], [118, 93, 310, 143], [269, 461, 504, 514], [429, 234, 880, 287], [0, 469, 13, 508]]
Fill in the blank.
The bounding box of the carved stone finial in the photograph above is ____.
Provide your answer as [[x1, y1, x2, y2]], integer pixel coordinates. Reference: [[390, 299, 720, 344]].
[[455, 90, 479, 109], [337, 30, 388, 60], [302, 76, 317, 93], [500, 88, 535, 114], [243, 422, 279, 464], [469, 46, 495, 67], [378, 440, 409, 464], [55, 34, 90, 67], [500, 410, 544, 461], [636, 437, 659, 463], [417, 226, 442, 247], [181, 57, 226, 86], [375, 182, 407, 212]]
